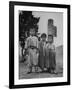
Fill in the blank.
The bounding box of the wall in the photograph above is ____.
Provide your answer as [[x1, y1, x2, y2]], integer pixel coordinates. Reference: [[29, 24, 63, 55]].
[[33, 11, 63, 47]]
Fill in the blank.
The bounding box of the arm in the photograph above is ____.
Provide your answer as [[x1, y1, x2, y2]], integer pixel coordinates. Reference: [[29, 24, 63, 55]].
[[25, 37, 30, 49], [24, 38, 29, 55], [36, 38, 39, 53], [53, 45, 56, 52], [36, 38, 39, 49], [24, 39, 28, 49]]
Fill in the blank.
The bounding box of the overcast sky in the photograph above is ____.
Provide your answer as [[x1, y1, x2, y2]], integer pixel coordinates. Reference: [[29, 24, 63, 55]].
[[32, 11, 63, 47]]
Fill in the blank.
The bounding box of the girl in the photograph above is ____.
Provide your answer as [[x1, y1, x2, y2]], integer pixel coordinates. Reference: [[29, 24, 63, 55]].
[[38, 33, 47, 72]]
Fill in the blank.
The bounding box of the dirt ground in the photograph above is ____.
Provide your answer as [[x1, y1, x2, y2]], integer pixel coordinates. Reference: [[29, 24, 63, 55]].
[[19, 46, 63, 79]]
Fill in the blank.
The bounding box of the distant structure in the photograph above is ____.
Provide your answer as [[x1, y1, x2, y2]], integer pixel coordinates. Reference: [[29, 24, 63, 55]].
[[48, 19, 57, 42]]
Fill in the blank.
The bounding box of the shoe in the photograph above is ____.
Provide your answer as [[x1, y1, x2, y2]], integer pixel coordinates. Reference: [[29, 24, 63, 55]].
[[40, 71, 44, 73], [53, 71, 58, 74], [27, 71, 32, 74], [50, 70, 54, 74], [47, 69, 51, 73]]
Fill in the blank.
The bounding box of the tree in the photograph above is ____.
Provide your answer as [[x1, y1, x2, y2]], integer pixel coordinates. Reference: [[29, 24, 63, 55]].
[[19, 11, 40, 56]]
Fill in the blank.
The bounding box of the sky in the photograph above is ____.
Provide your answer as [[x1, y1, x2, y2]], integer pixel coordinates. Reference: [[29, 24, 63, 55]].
[[32, 11, 63, 47]]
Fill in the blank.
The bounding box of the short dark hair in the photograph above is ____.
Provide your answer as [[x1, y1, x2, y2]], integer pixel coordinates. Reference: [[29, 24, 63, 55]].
[[29, 26, 35, 31], [41, 33, 47, 38], [30, 25, 35, 29], [48, 35, 53, 39]]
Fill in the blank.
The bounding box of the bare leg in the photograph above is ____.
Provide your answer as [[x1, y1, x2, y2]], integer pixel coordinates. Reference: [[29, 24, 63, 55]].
[[27, 66, 32, 74], [35, 65, 38, 72]]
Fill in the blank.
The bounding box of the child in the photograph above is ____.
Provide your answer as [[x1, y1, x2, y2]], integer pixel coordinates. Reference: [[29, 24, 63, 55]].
[[46, 35, 56, 74], [25, 27, 39, 73], [38, 33, 47, 72]]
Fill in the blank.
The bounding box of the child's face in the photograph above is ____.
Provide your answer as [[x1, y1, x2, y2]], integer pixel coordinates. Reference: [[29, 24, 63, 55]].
[[48, 36, 53, 43], [42, 37, 46, 42], [30, 28, 35, 36]]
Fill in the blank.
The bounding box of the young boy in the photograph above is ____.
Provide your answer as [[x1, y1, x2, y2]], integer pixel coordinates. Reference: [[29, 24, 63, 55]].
[[46, 35, 56, 74], [25, 27, 39, 73], [38, 33, 47, 72]]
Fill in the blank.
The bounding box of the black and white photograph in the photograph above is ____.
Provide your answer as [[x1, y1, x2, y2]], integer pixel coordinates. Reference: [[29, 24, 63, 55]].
[[9, 1, 70, 88], [19, 11, 63, 79]]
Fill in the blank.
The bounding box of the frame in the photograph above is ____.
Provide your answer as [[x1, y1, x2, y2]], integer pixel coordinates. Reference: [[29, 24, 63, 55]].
[[9, 1, 70, 89]]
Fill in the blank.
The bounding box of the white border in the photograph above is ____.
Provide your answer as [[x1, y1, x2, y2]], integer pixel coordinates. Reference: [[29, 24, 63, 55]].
[[14, 5, 67, 85]]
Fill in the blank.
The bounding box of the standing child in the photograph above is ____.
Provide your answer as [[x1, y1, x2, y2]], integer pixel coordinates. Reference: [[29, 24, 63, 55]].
[[46, 35, 56, 74], [25, 27, 39, 73], [38, 33, 47, 72]]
